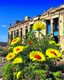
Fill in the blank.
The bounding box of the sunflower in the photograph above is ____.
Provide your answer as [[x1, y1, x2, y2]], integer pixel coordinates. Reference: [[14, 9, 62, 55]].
[[13, 46, 25, 54], [11, 37, 20, 45], [6, 52, 15, 60], [46, 48, 62, 58], [12, 57, 23, 64], [29, 51, 45, 61], [16, 71, 22, 79], [32, 21, 46, 31]]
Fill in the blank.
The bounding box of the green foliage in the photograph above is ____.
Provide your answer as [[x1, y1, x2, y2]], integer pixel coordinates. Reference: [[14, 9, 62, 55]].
[[53, 71, 62, 80], [62, 50, 64, 54], [2, 63, 14, 80], [0, 48, 3, 51], [0, 50, 8, 57], [53, 71, 61, 77], [2, 31, 63, 80]]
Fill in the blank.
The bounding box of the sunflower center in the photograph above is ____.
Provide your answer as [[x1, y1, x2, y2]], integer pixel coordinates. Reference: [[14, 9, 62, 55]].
[[9, 55, 12, 58], [50, 51, 56, 55], [35, 55, 41, 59], [16, 48, 20, 51], [13, 39, 17, 42]]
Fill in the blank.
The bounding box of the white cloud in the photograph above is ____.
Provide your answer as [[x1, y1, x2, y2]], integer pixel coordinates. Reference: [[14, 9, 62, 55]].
[[2, 25, 6, 27]]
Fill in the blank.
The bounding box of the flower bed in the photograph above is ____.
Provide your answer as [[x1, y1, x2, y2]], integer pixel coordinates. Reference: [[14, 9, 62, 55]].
[[2, 21, 64, 80]]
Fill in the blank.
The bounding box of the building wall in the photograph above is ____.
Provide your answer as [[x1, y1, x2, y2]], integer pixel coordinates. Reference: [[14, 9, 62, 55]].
[[8, 4, 64, 50]]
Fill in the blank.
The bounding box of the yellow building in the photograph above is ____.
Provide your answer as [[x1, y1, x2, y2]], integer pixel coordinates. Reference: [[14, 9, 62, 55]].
[[8, 4, 64, 50]]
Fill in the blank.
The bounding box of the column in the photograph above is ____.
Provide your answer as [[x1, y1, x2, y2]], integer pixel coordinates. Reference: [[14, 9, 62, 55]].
[[59, 14, 64, 36], [8, 32, 10, 44], [8, 31, 11, 45], [59, 14, 64, 50], [13, 30, 16, 38], [50, 19, 53, 35], [23, 26, 25, 36]]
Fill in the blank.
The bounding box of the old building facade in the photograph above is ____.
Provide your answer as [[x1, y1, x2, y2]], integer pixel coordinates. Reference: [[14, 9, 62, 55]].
[[8, 4, 64, 50]]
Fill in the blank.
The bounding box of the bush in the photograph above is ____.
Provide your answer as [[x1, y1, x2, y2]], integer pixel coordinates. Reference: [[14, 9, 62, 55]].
[[2, 21, 64, 80], [2, 63, 14, 80], [0, 48, 3, 51], [0, 50, 8, 57]]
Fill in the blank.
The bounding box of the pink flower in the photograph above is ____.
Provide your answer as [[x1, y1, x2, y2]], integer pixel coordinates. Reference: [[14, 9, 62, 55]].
[[58, 61, 63, 65], [13, 67, 16, 71]]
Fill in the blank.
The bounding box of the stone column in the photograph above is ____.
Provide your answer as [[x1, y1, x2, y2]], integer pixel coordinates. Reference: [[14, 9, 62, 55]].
[[8, 31, 11, 45], [11, 31, 13, 41], [50, 19, 53, 35], [13, 30, 15, 39], [28, 25, 30, 32], [59, 14, 64, 50], [15, 29, 17, 37], [23, 26, 26, 36], [59, 14, 64, 36]]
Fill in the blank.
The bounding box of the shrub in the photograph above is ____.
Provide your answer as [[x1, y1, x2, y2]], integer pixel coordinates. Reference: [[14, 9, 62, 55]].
[[2, 21, 64, 80], [0, 50, 8, 57], [0, 48, 3, 51], [2, 63, 14, 80]]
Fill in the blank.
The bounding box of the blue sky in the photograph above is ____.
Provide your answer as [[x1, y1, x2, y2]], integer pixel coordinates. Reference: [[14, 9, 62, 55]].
[[0, 0, 64, 42]]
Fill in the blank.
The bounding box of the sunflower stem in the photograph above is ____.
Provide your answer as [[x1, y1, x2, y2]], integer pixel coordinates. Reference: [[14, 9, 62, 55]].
[[38, 31, 40, 41]]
